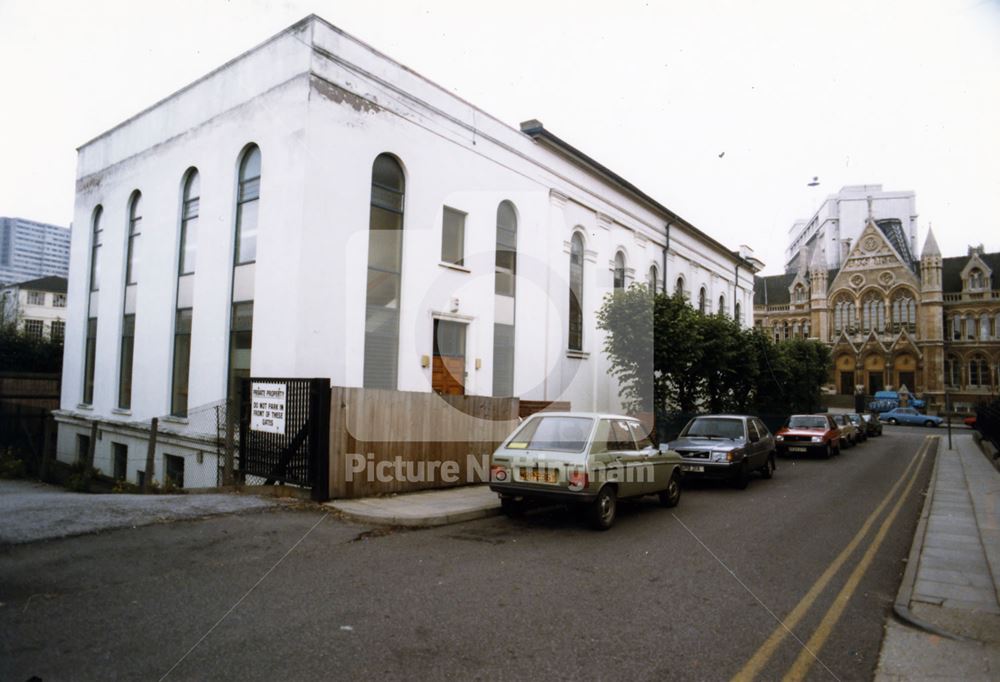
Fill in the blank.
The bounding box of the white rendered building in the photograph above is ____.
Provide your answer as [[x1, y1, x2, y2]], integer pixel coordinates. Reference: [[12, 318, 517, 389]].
[[0, 275, 68, 341], [56, 15, 759, 487], [785, 185, 918, 273]]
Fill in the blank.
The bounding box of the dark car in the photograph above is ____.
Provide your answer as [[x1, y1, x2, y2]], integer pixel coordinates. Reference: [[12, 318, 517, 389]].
[[663, 415, 776, 489], [860, 413, 883, 437], [774, 414, 841, 458]]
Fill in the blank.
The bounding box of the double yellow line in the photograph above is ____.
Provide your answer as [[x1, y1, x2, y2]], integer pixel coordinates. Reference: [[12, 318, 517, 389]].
[[732, 435, 936, 682]]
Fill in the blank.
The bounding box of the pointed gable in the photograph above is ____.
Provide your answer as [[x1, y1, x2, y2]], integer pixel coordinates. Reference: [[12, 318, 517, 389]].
[[829, 218, 920, 296]]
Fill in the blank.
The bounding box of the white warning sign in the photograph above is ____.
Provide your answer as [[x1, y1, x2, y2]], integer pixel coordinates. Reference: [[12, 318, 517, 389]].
[[250, 382, 287, 434]]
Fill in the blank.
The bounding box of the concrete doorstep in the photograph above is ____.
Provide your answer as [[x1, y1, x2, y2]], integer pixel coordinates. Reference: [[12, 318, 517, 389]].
[[876, 433, 1000, 681], [325, 485, 501, 528]]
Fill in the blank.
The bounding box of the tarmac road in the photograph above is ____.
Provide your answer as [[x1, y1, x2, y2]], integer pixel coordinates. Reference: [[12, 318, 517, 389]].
[[0, 428, 935, 681]]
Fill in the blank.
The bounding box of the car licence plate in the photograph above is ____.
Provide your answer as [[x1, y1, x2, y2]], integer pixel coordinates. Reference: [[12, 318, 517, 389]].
[[681, 464, 704, 472], [790, 447, 807, 452], [519, 468, 558, 483]]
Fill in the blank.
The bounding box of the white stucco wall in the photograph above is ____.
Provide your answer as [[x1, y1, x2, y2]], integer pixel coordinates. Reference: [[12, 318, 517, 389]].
[[56, 15, 757, 482]]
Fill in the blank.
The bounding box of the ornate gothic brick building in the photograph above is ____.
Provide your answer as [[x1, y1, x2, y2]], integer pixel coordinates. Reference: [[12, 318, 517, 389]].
[[754, 213, 1000, 413]]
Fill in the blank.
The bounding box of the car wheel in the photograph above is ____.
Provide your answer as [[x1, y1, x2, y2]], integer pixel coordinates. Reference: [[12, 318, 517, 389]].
[[925, 420, 937, 428], [500, 497, 525, 517], [732, 463, 750, 490], [889, 418, 898, 425], [760, 455, 776, 479], [589, 486, 617, 530], [824, 443, 833, 459], [658, 471, 682, 508]]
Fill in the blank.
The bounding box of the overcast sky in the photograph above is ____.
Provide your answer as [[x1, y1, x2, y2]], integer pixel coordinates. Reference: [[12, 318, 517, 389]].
[[1, 0, 998, 275]]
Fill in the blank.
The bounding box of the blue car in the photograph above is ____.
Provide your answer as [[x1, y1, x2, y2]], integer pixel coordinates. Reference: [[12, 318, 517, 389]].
[[880, 407, 942, 427]]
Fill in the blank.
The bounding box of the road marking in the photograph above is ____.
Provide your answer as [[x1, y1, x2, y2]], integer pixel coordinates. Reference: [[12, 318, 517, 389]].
[[731, 436, 932, 682], [159, 511, 329, 681], [781, 436, 935, 681]]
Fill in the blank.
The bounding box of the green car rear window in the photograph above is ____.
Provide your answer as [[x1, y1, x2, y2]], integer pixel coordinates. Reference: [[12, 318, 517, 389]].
[[506, 416, 594, 453]]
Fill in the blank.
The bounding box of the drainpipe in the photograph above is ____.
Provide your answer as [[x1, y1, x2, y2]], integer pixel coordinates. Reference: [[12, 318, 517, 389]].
[[734, 262, 740, 320]]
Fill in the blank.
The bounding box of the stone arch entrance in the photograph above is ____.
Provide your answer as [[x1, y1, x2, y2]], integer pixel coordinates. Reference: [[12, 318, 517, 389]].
[[893, 352, 918, 393], [863, 354, 886, 394], [835, 354, 857, 395]]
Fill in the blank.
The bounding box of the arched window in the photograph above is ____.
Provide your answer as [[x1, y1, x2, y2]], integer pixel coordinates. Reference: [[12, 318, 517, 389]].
[[83, 206, 102, 404], [793, 284, 805, 304], [698, 287, 707, 314], [493, 201, 517, 396], [969, 268, 984, 290], [89, 206, 103, 293], [862, 294, 885, 333], [234, 145, 261, 264], [363, 153, 405, 389], [675, 276, 685, 298], [980, 314, 990, 341], [773, 323, 781, 342], [792, 321, 801, 338], [945, 355, 961, 387], [995, 313, 1000, 339], [833, 296, 856, 334], [648, 264, 658, 292], [966, 315, 976, 340], [569, 233, 584, 351], [179, 169, 199, 275], [613, 251, 625, 290], [718, 295, 726, 315], [969, 355, 988, 387], [951, 315, 962, 340], [782, 321, 789, 340], [734, 302, 742, 327], [125, 191, 142, 285], [803, 320, 811, 338], [891, 292, 916, 333]]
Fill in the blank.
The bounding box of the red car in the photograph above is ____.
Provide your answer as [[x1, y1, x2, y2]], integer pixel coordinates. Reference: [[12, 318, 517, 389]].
[[964, 416, 977, 428], [775, 414, 842, 459]]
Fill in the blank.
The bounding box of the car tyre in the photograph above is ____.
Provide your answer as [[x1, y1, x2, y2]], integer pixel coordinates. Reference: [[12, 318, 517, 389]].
[[589, 486, 617, 530], [889, 418, 898, 425], [824, 443, 833, 459], [658, 471, 682, 508], [500, 497, 525, 517], [925, 420, 937, 428], [760, 455, 776, 479]]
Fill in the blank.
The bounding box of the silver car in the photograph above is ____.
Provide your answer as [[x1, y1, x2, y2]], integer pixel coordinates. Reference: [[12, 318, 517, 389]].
[[665, 415, 777, 489], [489, 412, 684, 530]]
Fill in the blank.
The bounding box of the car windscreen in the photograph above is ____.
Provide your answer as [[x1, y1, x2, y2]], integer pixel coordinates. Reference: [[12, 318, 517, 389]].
[[788, 416, 828, 429], [680, 417, 745, 440], [505, 416, 594, 453]]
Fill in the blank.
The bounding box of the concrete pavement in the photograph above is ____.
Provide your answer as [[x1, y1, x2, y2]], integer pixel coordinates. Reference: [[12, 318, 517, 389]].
[[876, 432, 1000, 680]]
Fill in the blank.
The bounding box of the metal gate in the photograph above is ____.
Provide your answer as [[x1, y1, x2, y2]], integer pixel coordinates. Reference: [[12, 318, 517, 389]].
[[239, 377, 330, 500]]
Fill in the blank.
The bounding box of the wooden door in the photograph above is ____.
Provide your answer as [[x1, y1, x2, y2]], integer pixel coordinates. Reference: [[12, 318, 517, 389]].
[[432, 320, 466, 395]]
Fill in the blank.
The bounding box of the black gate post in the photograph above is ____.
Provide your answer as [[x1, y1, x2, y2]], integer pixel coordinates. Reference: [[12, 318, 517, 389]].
[[309, 378, 331, 501]]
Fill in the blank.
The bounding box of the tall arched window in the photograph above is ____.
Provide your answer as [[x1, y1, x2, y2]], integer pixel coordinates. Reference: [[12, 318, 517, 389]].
[[969, 355, 988, 387], [493, 200, 517, 396], [698, 287, 707, 314], [648, 265, 658, 292], [792, 321, 801, 338], [980, 314, 990, 341], [569, 233, 584, 351], [995, 313, 1000, 339], [891, 292, 916, 333], [125, 191, 142, 285], [945, 355, 960, 387], [675, 276, 685, 298], [803, 320, 811, 337], [734, 302, 742, 327], [966, 315, 976, 340], [364, 154, 405, 389], [862, 294, 885, 333], [172, 168, 199, 417], [89, 205, 103, 293], [718, 295, 726, 315], [613, 251, 625, 290], [179, 169, 199, 275], [83, 206, 102, 404], [234, 145, 261, 264], [968, 268, 984, 290], [951, 315, 962, 340]]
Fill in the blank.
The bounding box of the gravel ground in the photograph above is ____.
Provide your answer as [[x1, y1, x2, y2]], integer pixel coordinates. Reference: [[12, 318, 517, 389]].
[[0, 479, 275, 545]]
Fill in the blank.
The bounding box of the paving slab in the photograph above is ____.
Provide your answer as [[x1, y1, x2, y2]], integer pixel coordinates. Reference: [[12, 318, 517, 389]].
[[326, 484, 500, 527]]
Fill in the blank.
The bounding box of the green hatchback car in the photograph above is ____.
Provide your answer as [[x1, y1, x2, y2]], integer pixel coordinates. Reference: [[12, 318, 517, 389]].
[[489, 412, 685, 530]]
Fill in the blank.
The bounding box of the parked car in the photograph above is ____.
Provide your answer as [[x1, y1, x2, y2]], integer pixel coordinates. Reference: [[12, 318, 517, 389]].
[[964, 416, 977, 428], [846, 414, 868, 442], [489, 413, 684, 530], [834, 414, 859, 447], [663, 415, 776, 489], [774, 414, 842, 458], [880, 407, 943, 427], [861, 413, 883, 437]]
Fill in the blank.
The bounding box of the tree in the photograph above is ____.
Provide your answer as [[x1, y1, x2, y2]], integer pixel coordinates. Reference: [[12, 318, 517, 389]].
[[0, 321, 63, 373], [596, 285, 655, 413]]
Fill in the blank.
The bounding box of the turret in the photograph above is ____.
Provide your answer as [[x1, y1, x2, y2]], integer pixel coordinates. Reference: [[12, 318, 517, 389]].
[[809, 245, 829, 340], [918, 226, 944, 410]]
